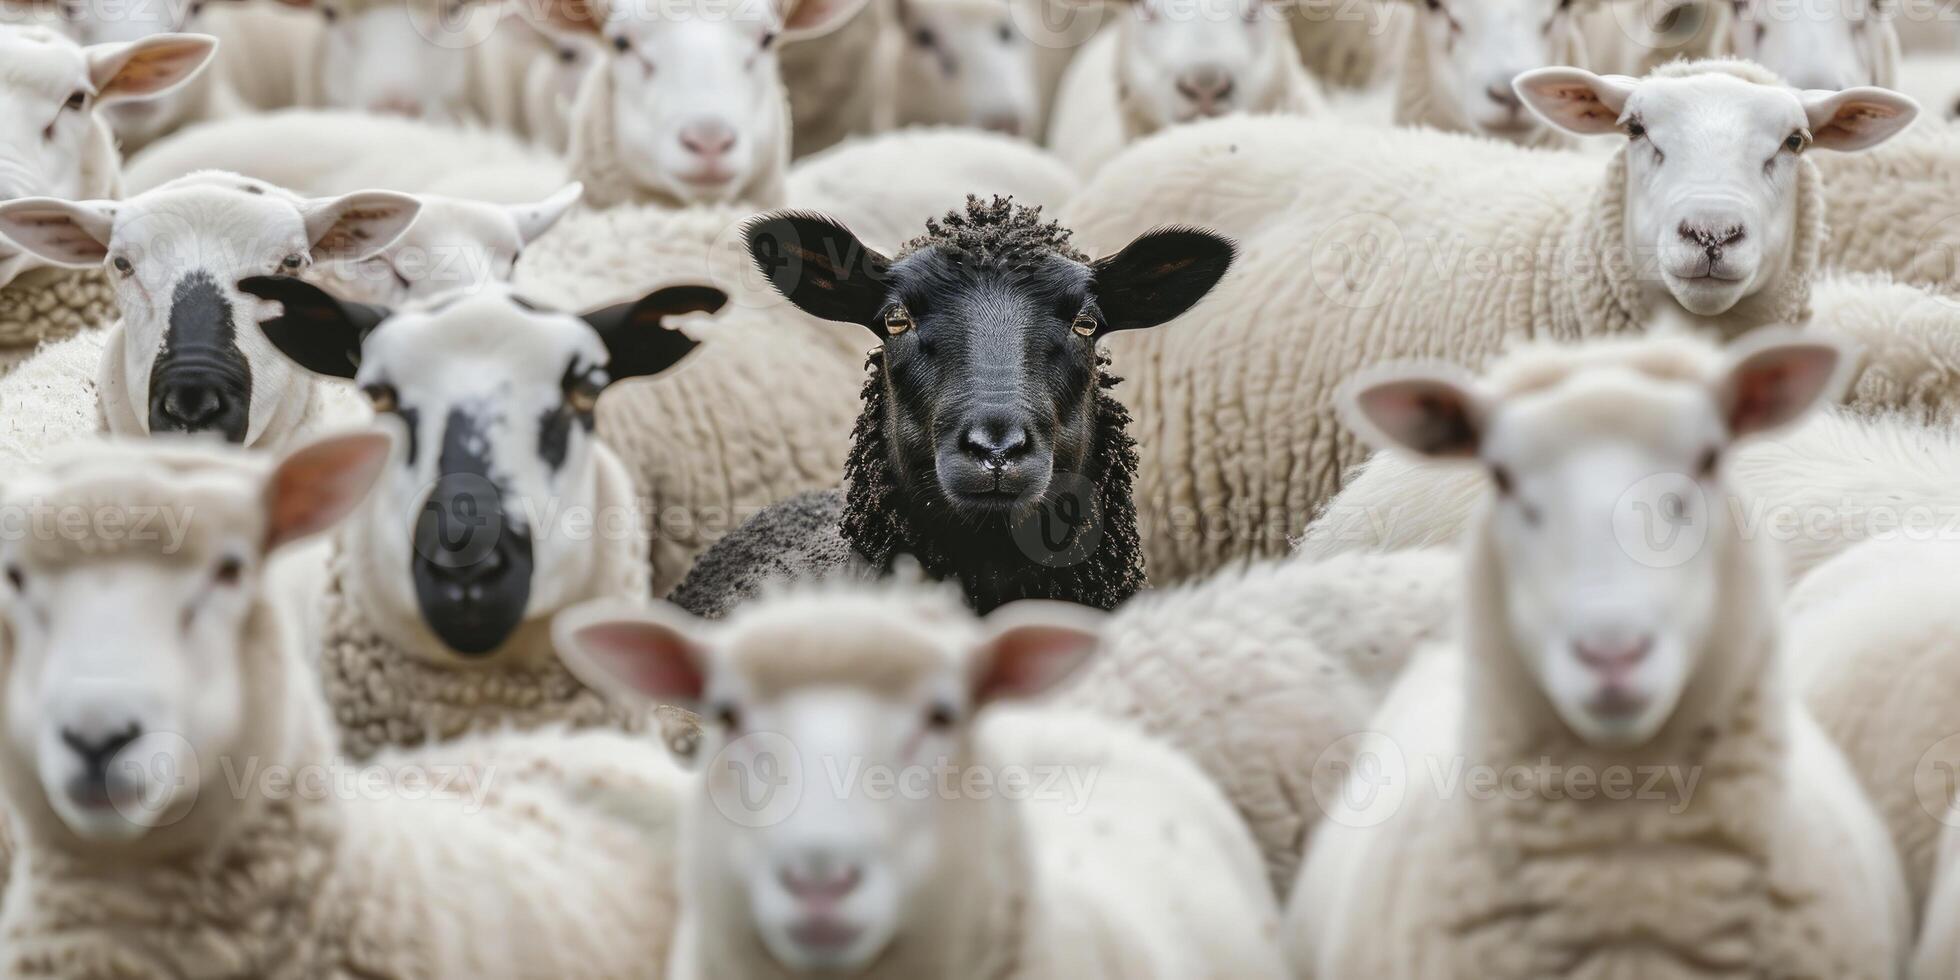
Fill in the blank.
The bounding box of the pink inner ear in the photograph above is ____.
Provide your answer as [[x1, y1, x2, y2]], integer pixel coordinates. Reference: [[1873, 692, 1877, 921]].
[[266, 434, 389, 550], [975, 625, 1096, 704], [575, 622, 706, 701], [1725, 346, 1840, 437], [1355, 379, 1479, 458]]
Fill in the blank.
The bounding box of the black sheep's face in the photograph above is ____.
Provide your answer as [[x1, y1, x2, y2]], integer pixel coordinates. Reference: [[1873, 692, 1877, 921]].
[[239, 277, 725, 658], [879, 248, 1101, 514], [745, 207, 1236, 521]]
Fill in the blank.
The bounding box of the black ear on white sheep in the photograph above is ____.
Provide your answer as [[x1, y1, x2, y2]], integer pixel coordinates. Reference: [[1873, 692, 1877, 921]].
[[84, 32, 219, 107], [1716, 329, 1850, 440], [553, 599, 713, 708], [1513, 67, 1640, 136], [238, 275, 392, 380], [1087, 227, 1236, 336], [580, 284, 726, 383], [0, 197, 116, 268], [969, 601, 1104, 707], [743, 211, 893, 331], [1343, 368, 1487, 460]]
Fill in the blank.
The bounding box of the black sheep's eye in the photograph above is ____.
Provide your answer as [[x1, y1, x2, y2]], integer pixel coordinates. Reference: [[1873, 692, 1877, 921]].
[[1071, 312, 1098, 338], [884, 306, 915, 336], [1784, 130, 1810, 154], [926, 701, 957, 731], [280, 253, 305, 271], [63, 91, 85, 111], [111, 256, 133, 276], [363, 383, 399, 413]]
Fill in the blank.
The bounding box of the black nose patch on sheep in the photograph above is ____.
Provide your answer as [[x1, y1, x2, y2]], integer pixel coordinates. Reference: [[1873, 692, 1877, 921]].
[[411, 407, 534, 656], [149, 271, 252, 444]]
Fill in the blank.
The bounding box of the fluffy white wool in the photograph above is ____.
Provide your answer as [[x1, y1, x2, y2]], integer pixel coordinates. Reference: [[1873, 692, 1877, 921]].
[[1064, 104, 1822, 584], [1058, 547, 1458, 894], [1783, 538, 1960, 916], [513, 204, 869, 596], [1288, 340, 1908, 978], [0, 267, 116, 358], [1813, 120, 1960, 295]]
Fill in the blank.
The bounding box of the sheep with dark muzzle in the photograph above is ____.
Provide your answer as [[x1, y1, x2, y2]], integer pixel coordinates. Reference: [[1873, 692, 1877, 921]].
[[670, 196, 1234, 617]]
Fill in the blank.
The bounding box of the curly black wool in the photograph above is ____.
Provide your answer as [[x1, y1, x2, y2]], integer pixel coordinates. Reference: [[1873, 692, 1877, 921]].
[[896, 194, 1090, 264], [838, 354, 1145, 614]]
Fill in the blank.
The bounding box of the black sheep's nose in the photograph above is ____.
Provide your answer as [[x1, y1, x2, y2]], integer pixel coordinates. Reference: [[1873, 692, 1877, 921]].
[[157, 383, 227, 428], [960, 422, 1031, 468], [61, 723, 142, 776]]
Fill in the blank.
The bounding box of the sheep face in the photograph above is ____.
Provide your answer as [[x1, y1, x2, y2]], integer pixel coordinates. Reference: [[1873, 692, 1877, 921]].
[[0, 27, 214, 282], [1407, 0, 1584, 140], [1115, 0, 1289, 130], [0, 175, 420, 446], [295, 0, 497, 120], [242, 278, 723, 657], [744, 210, 1232, 525], [1726, 0, 1898, 91], [891, 0, 1040, 137], [554, 591, 1102, 975], [0, 433, 387, 845], [1516, 67, 1916, 317], [60, 0, 219, 147], [1346, 333, 1848, 749], [316, 183, 584, 306]]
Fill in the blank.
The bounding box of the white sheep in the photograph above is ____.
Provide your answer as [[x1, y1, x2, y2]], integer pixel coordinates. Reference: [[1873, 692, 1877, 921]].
[[0, 432, 691, 977], [1388, 0, 1596, 147], [1060, 60, 1915, 583], [0, 27, 218, 354], [1058, 547, 1459, 894], [57, 2, 258, 153], [1290, 330, 1909, 977], [1916, 818, 1960, 975], [872, 0, 1045, 138], [1046, 0, 1324, 177], [0, 171, 421, 454], [554, 582, 1291, 979]]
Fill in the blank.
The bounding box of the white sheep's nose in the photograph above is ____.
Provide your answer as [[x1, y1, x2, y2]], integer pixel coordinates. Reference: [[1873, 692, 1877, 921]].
[[1677, 216, 1746, 256], [1485, 81, 1523, 111], [1176, 65, 1236, 112], [679, 119, 738, 161]]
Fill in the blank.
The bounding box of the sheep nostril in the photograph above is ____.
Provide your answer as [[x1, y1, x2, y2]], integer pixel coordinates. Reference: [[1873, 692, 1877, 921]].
[[158, 384, 226, 427], [679, 120, 738, 158], [60, 722, 144, 775]]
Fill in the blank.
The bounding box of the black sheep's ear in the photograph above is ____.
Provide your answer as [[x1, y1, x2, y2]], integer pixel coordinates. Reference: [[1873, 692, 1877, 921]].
[[1087, 228, 1236, 336], [582, 284, 727, 383], [238, 275, 390, 380], [743, 211, 892, 333]]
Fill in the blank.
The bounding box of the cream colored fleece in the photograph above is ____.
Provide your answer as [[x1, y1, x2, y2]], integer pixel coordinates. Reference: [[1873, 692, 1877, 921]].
[[1065, 106, 1821, 584], [566, 63, 790, 210], [0, 268, 115, 353], [1813, 120, 1960, 296], [513, 204, 868, 596], [318, 444, 653, 760]]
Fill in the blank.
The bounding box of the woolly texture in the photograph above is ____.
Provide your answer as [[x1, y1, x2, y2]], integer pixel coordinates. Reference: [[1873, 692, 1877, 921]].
[[514, 204, 869, 596], [0, 268, 115, 352], [1809, 272, 1960, 421], [784, 127, 1082, 254], [1063, 101, 1822, 584], [1057, 547, 1457, 894], [1288, 344, 1907, 978], [1782, 538, 1960, 915], [566, 60, 789, 209], [1391, 11, 1582, 148], [1813, 120, 1960, 295], [317, 443, 652, 760], [1048, 23, 1323, 178]]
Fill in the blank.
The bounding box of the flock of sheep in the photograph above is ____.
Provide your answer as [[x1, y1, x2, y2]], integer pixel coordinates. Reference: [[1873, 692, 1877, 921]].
[[0, 0, 1957, 975]]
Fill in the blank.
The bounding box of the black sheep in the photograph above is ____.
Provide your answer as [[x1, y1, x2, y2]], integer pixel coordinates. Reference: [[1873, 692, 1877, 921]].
[[670, 196, 1234, 616]]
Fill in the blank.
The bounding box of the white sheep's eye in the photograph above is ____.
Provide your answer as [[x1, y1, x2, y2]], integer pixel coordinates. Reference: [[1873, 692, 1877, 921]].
[[363, 383, 398, 413], [884, 307, 915, 335], [1784, 130, 1810, 154], [1625, 119, 1646, 140], [925, 701, 957, 731], [213, 556, 243, 586], [63, 91, 85, 111], [567, 380, 602, 414], [111, 256, 133, 276], [612, 34, 630, 52], [280, 253, 305, 271], [1071, 313, 1098, 338], [4, 565, 23, 592]]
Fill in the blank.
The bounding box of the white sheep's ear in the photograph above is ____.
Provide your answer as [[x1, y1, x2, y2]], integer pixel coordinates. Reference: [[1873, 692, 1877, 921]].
[[508, 182, 583, 246], [264, 430, 392, 552], [1800, 87, 1919, 152], [523, 0, 608, 39], [969, 601, 1102, 707], [1514, 67, 1639, 136], [299, 190, 422, 262], [1717, 329, 1851, 441], [1343, 367, 1487, 459], [86, 33, 218, 107], [554, 600, 713, 706], [0, 198, 116, 269], [778, 0, 869, 42]]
